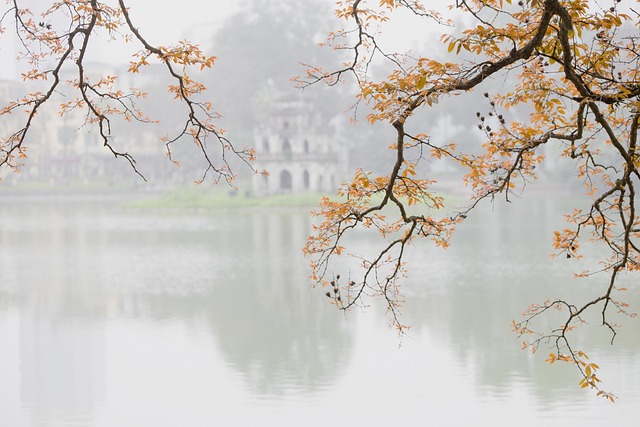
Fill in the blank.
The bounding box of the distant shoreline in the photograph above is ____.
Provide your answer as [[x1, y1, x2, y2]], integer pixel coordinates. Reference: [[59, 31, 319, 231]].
[[0, 176, 585, 209], [0, 187, 159, 203], [0, 185, 328, 209]]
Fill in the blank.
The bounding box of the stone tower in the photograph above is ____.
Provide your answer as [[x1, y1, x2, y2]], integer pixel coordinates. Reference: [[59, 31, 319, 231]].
[[252, 93, 343, 196]]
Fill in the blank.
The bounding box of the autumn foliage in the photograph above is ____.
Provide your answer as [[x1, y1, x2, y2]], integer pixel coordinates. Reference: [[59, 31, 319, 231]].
[[299, 0, 639, 401], [0, 0, 256, 184]]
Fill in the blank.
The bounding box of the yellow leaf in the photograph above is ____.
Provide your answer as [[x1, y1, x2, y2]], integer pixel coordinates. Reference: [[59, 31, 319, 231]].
[[417, 75, 426, 90]]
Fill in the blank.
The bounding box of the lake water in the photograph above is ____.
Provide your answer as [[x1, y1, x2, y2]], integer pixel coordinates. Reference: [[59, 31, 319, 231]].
[[0, 193, 638, 426]]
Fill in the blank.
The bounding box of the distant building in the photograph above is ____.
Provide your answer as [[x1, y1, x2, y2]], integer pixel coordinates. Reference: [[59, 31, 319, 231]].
[[0, 68, 173, 184], [252, 93, 344, 196], [2, 76, 347, 188]]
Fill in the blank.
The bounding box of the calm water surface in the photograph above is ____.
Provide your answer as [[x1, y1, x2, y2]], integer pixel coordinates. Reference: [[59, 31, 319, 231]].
[[0, 194, 638, 426]]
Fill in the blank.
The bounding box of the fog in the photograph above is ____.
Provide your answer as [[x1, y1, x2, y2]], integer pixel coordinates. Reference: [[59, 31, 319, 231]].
[[1, 2, 639, 426]]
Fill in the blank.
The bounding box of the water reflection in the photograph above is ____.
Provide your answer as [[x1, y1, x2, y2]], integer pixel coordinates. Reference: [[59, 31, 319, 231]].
[[0, 195, 638, 426], [399, 196, 640, 407], [0, 200, 351, 425], [204, 212, 351, 394], [1, 201, 106, 426]]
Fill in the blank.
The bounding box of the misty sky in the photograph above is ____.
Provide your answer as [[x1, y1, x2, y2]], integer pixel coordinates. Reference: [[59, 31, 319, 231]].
[[0, 1, 241, 80], [0, 0, 447, 82]]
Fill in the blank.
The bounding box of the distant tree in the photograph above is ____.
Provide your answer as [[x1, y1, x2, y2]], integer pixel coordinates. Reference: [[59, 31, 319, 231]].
[[300, 0, 639, 401], [205, 0, 342, 136]]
